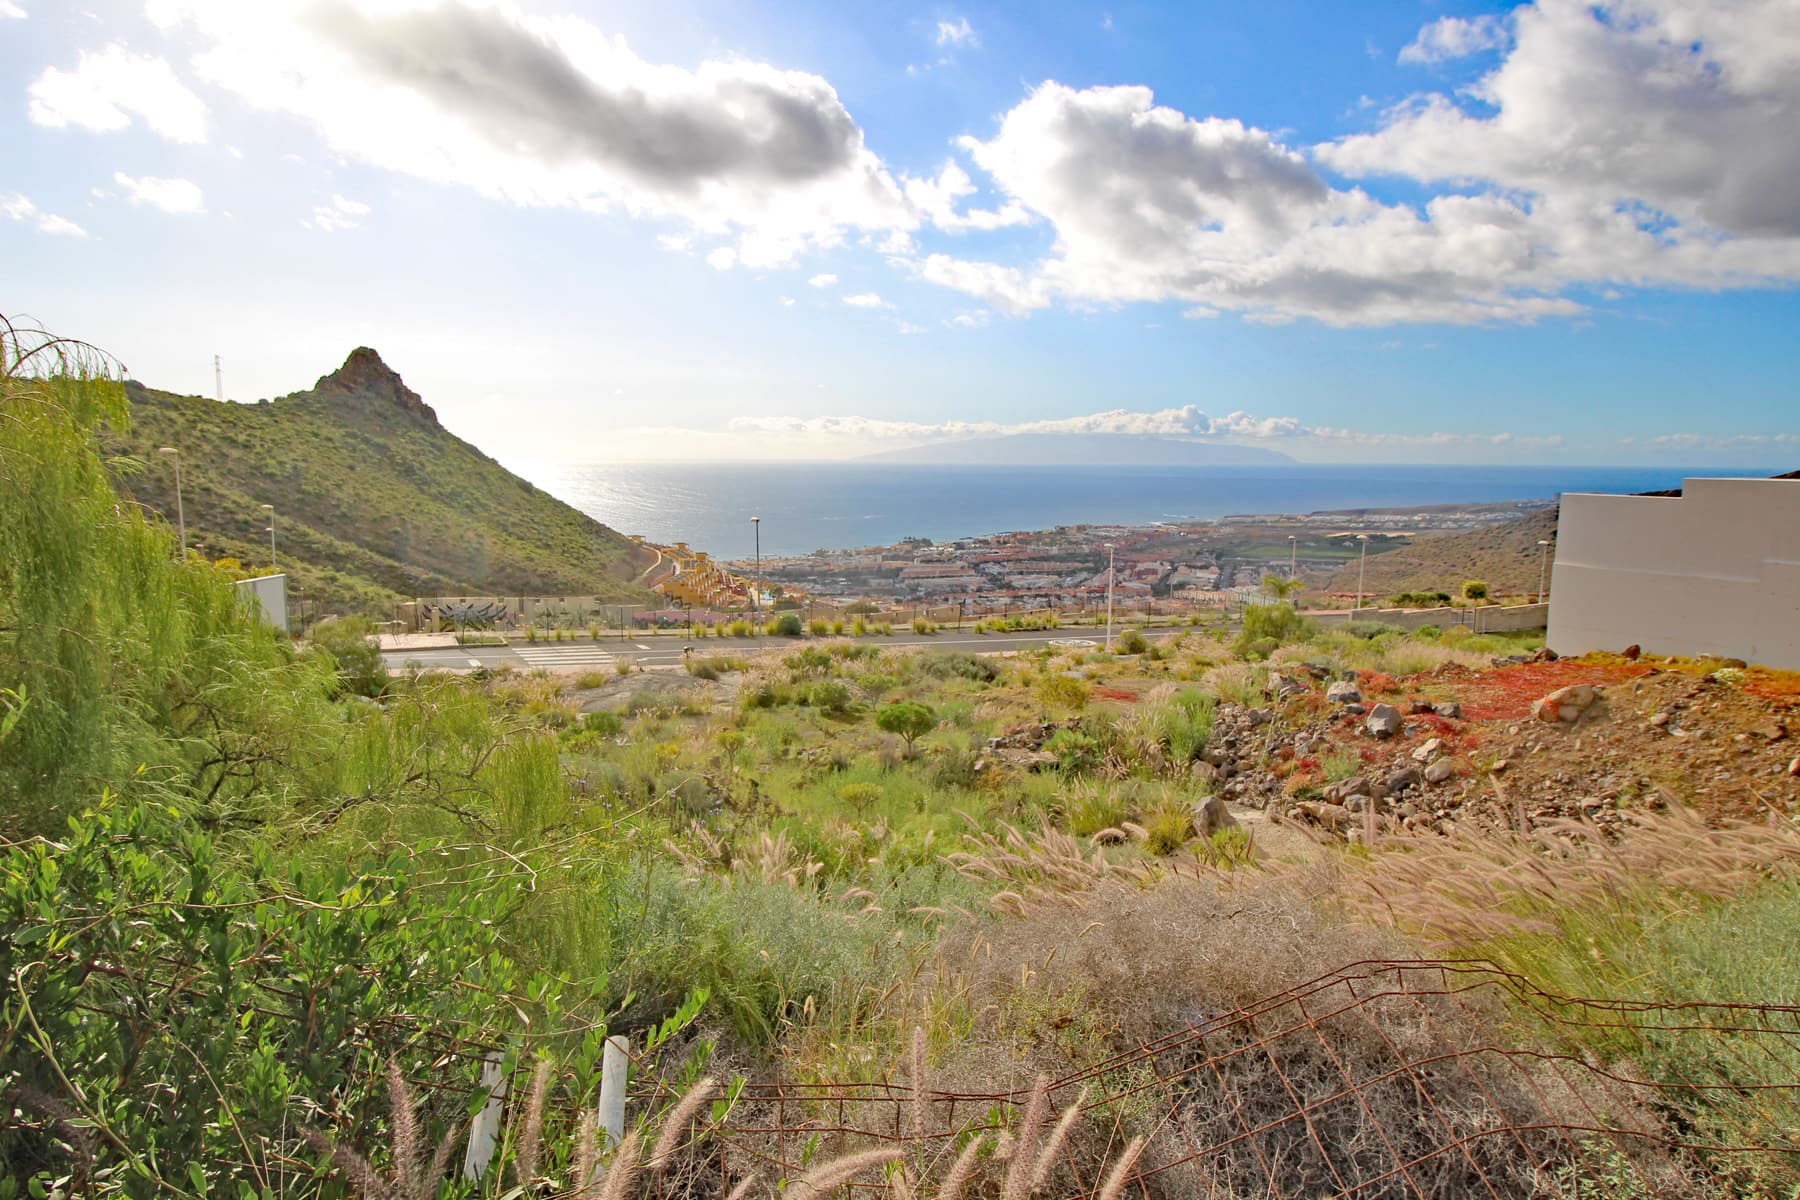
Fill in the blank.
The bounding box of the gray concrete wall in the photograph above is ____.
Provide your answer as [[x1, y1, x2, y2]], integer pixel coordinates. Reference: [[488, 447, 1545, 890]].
[[1311, 602, 1546, 633], [235, 573, 288, 631], [1547, 477, 1800, 669]]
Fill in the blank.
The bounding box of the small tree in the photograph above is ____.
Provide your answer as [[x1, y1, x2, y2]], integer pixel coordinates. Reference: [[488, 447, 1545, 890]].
[[875, 700, 937, 753], [1261, 573, 1303, 601], [1462, 579, 1490, 601]]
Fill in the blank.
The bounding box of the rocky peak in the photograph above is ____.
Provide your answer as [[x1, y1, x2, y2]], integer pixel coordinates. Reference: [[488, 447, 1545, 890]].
[[312, 347, 437, 424]]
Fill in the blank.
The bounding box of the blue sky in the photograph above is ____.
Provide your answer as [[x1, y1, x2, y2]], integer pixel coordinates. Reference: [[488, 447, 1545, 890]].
[[4, 0, 1797, 465]]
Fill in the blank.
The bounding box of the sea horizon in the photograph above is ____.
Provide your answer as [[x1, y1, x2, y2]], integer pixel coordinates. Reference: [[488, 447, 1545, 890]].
[[519, 461, 1780, 560]]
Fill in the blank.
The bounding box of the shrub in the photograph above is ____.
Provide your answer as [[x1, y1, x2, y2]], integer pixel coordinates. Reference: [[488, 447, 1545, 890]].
[[1233, 602, 1306, 659], [1115, 628, 1149, 655], [922, 651, 999, 683], [837, 781, 882, 817], [770, 612, 804, 637], [727, 618, 755, 637], [808, 619, 832, 636], [1158, 689, 1215, 763], [911, 617, 938, 634], [852, 617, 870, 637], [1144, 801, 1195, 855], [808, 679, 853, 715], [573, 669, 609, 689], [1462, 579, 1490, 600], [1036, 672, 1091, 711], [1045, 726, 1102, 775], [310, 614, 388, 698], [580, 709, 624, 736], [875, 700, 937, 752]]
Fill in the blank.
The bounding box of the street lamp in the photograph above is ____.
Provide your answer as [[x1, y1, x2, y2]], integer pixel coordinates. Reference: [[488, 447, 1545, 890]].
[[1355, 534, 1369, 611], [157, 447, 185, 562], [1537, 539, 1553, 603], [1288, 534, 1298, 578], [260, 503, 276, 571], [1104, 543, 1116, 651], [750, 516, 762, 615]]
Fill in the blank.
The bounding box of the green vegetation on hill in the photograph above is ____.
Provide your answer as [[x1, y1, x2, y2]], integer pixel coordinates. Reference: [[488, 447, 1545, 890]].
[[104, 346, 654, 617], [8, 314, 1797, 1199], [1324, 507, 1559, 599]]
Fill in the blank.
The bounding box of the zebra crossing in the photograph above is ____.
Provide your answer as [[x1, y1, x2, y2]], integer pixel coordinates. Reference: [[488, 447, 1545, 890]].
[[510, 642, 619, 668]]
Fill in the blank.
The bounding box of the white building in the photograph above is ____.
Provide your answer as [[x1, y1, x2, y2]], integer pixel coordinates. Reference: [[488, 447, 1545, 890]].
[[1546, 476, 1800, 668]]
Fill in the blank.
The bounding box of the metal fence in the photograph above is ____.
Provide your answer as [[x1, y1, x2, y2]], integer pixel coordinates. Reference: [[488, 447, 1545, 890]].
[[336, 958, 1799, 1199]]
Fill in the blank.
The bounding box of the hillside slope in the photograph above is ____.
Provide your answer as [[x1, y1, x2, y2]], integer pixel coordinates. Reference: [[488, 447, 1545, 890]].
[[1323, 508, 1560, 598], [107, 348, 654, 616]]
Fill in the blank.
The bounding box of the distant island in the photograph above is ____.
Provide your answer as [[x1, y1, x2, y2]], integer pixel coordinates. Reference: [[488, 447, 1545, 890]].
[[859, 433, 1295, 466]]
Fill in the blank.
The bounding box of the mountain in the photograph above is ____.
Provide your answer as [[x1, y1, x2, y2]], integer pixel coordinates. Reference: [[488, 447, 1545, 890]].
[[106, 348, 655, 617], [859, 433, 1294, 466], [1322, 508, 1561, 599]]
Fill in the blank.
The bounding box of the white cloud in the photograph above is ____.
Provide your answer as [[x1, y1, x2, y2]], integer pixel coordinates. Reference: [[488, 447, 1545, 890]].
[[147, 0, 915, 267], [948, 310, 990, 328], [808, 272, 838, 288], [1398, 15, 1509, 65], [1325, 0, 1800, 239], [656, 232, 691, 251], [903, 160, 1032, 233], [936, 17, 977, 47], [706, 246, 737, 270], [0, 2, 27, 18], [896, 320, 925, 334], [842, 291, 890, 308], [778, 295, 796, 306], [304, 192, 369, 231], [911, 10, 1800, 327], [1, 193, 87, 237], [29, 45, 206, 142], [114, 172, 205, 213]]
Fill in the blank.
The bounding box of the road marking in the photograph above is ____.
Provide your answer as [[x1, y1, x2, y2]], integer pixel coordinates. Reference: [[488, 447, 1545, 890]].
[[512, 644, 619, 667], [635, 643, 652, 650], [469, 658, 482, 668]]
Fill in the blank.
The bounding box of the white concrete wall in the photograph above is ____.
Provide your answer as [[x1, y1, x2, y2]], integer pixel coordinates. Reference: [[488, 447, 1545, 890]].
[[1547, 478, 1800, 668], [235, 573, 288, 631]]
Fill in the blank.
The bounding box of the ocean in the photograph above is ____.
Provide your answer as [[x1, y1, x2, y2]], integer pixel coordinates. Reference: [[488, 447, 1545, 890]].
[[524, 462, 1769, 560]]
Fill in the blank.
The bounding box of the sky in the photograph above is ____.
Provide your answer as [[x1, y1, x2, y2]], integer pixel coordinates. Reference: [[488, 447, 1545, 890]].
[[3, 0, 1797, 466]]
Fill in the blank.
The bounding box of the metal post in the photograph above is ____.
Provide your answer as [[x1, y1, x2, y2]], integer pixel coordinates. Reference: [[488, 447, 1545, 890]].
[[1356, 535, 1368, 611], [597, 1035, 629, 1149], [261, 503, 277, 571], [1288, 534, 1297, 578], [751, 516, 761, 616], [1104, 544, 1115, 651], [1537, 539, 1552, 604], [463, 1050, 507, 1181], [159, 447, 185, 561]]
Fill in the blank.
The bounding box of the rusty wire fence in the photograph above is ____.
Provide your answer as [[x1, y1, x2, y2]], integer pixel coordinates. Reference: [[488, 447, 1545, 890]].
[[340, 959, 1799, 1199]]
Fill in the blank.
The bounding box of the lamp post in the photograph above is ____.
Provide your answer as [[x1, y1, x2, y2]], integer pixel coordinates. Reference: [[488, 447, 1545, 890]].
[[751, 516, 761, 616], [1104, 543, 1116, 651], [1288, 534, 1298, 581], [157, 447, 185, 561], [1537, 539, 1553, 603], [260, 503, 277, 572], [1355, 534, 1369, 611]]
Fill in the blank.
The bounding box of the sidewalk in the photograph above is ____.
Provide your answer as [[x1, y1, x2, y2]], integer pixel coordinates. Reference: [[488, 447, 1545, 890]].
[[376, 632, 462, 651]]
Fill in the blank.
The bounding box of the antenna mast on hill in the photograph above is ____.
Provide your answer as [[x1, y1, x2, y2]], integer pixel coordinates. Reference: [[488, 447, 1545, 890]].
[[214, 355, 224, 403]]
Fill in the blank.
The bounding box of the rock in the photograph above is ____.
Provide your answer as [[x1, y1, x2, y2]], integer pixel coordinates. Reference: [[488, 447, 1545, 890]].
[[1330, 774, 1370, 803], [1433, 701, 1462, 720], [1298, 802, 1349, 834], [1648, 712, 1670, 729], [1406, 699, 1437, 716], [1622, 643, 1641, 661], [1202, 747, 1231, 767], [1789, 756, 1800, 778], [1326, 680, 1363, 705], [1531, 684, 1601, 724], [1196, 795, 1238, 837], [1243, 707, 1272, 728], [1757, 723, 1788, 743], [1190, 760, 1221, 786], [1423, 758, 1456, 785], [1411, 737, 1444, 764], [1344, 794, 1382, 814], [1382, 766, 1424, 797], [1529, 647, 1559, 663], [1364, 704, 1403, 739]]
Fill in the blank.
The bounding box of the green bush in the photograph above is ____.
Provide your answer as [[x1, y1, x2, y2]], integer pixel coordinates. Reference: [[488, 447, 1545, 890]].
[[769, 612, 804, 637], [1462, 579, 1490, 600], [1116, 628, 1150, 655], [808, 679, 854, 715], [309, 614, 389, 698], [874, 699, 937, 752], [1232, 602, 1307, 659]]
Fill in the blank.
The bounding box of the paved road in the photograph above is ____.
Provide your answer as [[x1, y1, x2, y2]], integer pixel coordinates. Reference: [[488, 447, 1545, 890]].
[[381, 627, 1134, 672]]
